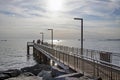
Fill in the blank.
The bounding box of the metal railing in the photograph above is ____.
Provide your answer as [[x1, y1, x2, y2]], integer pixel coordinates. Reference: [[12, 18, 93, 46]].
[[33, 42, 120, 80]]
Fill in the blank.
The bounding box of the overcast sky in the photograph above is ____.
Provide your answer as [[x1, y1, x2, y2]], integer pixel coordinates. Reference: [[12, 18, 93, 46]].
[[0, 0, 120, 40]]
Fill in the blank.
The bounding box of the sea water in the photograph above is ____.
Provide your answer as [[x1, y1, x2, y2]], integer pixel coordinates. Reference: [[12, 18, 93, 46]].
[[0, 39, 120, 71], [0, 39, 36, 71], [55, 39, 120, 53]]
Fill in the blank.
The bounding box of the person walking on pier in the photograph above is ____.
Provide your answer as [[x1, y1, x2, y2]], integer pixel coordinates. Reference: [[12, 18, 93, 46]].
[[37, 39, 41, 44]]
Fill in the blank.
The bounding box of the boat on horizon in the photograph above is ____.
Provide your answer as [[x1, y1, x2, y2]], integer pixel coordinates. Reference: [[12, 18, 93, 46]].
[[0, 40, 7, 41]]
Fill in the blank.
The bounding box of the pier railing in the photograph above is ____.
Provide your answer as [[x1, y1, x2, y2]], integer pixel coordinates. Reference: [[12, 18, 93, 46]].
[[31, 42, 120, 80]]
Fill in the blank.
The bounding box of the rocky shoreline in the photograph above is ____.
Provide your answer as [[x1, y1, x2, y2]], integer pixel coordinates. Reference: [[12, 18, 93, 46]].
[[0, 64, 102, 80], [0, 64, 70, 80]]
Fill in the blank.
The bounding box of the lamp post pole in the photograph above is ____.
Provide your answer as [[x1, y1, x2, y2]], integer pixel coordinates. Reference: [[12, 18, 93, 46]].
[[40, 32, 44, 44], [48, 29, 53, 48], [48, 29, 55, 66], [74, 18, 84, 74]]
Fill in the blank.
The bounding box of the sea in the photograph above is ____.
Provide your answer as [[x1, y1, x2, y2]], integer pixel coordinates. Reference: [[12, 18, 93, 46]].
[[0, 39, 120, 71], [0, 39, 36, 71]]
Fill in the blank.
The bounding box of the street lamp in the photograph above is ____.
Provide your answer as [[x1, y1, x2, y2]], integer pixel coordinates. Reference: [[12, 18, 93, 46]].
[[74, 18, 84, 74], [48, 29, 53, 48], [74, 18, 83, 56], [40, 32, 44, 44]]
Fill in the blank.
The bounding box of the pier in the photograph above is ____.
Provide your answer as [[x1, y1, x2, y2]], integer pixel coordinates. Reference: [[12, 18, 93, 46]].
[[27, 42, 120, 80]]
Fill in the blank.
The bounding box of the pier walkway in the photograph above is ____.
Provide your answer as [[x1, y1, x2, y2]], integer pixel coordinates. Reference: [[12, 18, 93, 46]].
[[27, 42, 120, 80]]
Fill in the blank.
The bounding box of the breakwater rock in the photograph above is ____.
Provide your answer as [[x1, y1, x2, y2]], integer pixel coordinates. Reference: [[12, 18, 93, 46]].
[[0, 69, 21, 80], [0, 64, 52, 80], [21, 64, 51, 76], [0, 64, 101, 80]]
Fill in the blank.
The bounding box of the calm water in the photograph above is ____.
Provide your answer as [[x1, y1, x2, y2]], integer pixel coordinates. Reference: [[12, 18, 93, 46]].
[[0, 39, 120, 71], [55, 39, 120, 53], [0, 39, 36, 71]]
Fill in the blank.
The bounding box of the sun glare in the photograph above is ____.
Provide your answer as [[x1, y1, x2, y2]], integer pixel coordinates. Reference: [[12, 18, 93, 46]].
[[48, 0, 63, 11]]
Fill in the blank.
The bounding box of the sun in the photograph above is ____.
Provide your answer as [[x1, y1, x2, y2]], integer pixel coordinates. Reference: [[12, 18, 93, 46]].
[[48, 0, 63, 11]]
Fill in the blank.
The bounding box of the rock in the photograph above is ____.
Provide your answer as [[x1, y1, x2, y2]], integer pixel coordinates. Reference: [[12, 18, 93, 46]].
[[95, 77, 102, 80], [65, 77, 80, 80], [79, 76, 102, 80], [5, 71, 42, 80], [0, 69, 21, 80], [5, 76, 43, 80], [54, 77, 80, 80], [3, 69, 21, 77], [21, 64, 51, 75], [51, 67, 67, 77], [21, 72, 35, 77], [0, 73, 10, 80], [54, 77, 65, 80], [55, 73, 83, 79], [37, 70, 53, 80], [79, 76, 93, 80]]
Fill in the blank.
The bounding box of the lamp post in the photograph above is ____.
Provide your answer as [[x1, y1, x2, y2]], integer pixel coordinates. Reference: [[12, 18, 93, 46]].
[[74, 18, 83, 55], [48, 29, 53, 48], [40, 32, 44, 44], [74, 18, 84, 74]]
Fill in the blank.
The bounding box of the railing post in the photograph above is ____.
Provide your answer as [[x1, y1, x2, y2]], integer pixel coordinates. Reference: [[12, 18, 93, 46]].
[[110, 64, 113, 80], [67, 47, 69, 66], [93, 59, 95, 76], [96, 59, 99, 77], [68, 47, 70, 66], [77, 48, 79, 70], [81, 48, 84, 74], [27, 45, 29, 55]]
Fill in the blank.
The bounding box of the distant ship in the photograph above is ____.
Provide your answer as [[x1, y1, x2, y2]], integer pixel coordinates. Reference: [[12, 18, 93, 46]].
[[105, 39, 120, 41], [0, 40, 7, 41]]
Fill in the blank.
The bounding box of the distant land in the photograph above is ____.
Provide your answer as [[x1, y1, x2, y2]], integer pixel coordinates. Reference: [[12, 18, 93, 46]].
[[105, 39, 120, 41]]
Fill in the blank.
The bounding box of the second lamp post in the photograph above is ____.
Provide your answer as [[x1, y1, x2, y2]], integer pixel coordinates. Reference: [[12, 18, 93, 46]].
[[40, 32, 44, 44], [48, 29, 53, 48]]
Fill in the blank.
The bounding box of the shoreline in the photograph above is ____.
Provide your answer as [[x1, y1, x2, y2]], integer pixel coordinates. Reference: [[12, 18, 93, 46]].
[[0, 63, 75, 80]]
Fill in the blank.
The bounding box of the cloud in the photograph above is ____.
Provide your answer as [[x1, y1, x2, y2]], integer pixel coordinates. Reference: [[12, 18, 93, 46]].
[[0, 0, 120, 39], [0, 0, 119, 19], [0, 0, 46, 18], [68, 0, 120, 18]]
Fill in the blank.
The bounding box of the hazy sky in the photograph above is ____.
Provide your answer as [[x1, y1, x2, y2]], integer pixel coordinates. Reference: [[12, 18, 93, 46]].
[[0, 0, 120, 40]]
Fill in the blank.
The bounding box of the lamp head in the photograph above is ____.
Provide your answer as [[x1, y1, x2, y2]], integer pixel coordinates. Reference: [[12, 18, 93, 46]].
[[48, 29, 53, 30], [74, 18, 83, 20]]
